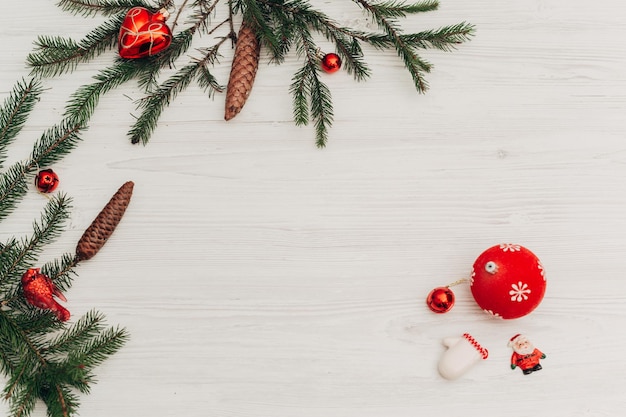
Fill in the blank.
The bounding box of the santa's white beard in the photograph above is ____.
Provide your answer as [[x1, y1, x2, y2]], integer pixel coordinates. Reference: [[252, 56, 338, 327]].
[[515, 345, 534, 355]]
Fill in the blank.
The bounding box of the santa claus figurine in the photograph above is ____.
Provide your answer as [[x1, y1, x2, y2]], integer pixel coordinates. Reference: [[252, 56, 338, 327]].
[[508, 334, 546, 375]]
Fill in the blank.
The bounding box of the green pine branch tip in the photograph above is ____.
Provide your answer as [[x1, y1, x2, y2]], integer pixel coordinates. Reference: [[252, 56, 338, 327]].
[[57, 0, 154, 17]]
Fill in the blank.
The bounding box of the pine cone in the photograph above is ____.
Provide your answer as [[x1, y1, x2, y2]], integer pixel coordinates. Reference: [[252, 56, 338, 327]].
[[224, 21, 260, 121], [75, 181, 134, 262]]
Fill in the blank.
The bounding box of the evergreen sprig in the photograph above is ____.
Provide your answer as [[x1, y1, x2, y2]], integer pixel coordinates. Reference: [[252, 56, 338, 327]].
[[0, 79, 44, 169], [129, 44, 225, 144], [0, 118, 86, 224], [0, 79, 129, 417], [28, 15, 125, 78], [57, 0, 161, 17], [29, 0, 474, 147], [65, 60, 145, 125]]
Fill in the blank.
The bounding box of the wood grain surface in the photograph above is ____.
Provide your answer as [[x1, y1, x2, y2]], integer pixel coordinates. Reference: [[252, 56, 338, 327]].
[[1, 1, 626, 416]]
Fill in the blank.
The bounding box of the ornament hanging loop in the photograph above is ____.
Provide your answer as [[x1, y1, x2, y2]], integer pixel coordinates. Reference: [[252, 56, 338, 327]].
[[446, 278, 469, 288], [158, 8, 171, 20], [314, 47, 325, 61]]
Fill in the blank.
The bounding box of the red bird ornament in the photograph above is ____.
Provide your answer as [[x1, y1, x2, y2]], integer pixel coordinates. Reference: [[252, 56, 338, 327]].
[[21, 268, 70, 321]]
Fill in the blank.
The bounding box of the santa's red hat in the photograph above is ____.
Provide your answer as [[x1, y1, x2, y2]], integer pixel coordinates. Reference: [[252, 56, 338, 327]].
[[508, 334, 525, 347]]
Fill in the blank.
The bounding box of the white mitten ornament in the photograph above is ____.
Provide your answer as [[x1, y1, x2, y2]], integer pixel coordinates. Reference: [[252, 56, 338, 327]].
[[438, 333, 489, 380]]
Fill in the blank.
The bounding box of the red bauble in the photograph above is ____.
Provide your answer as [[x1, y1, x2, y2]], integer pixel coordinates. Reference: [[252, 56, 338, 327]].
[[470, 244, 546, 319], [35, 169, 59, 193], [426, 287, 455, 313], [321, 53, 342, 73], [21, 268, 70, 321], [119, 7, 172, 59]]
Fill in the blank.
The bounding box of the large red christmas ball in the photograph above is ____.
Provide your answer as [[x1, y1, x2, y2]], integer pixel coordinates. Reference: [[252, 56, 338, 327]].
[[470, 244, 546, 319]]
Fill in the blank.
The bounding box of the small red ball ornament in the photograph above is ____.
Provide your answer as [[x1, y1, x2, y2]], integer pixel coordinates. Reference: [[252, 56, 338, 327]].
[[35, 169, 59, 193], [118, 7, 172, 59], [426, 287, 455, 313], [470, 244, 546, 319], [321, 53, 342, 73]]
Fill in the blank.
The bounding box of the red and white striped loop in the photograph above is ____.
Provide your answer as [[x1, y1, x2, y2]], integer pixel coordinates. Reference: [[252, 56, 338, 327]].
[[463, 333, 489, 360]]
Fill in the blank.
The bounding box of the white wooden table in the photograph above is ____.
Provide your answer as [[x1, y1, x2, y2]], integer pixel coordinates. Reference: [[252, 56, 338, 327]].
[[2, 1, 626, 416]]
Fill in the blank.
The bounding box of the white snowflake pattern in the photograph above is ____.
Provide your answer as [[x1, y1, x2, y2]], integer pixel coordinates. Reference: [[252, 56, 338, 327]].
[[538, 262, 546, 281], [500, 243, 521, 252], [509, 281, 531, 302], [484, 309, 503, 319], [470, 269, 476, 285]]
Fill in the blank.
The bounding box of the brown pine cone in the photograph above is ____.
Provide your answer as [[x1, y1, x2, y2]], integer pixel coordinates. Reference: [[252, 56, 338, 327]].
[[224, 21, 260, 121], [75, 181, 134, 262]]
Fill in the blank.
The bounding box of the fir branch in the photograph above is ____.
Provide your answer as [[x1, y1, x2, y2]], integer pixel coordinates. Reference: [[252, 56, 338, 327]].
[[257, 0, 371, 79], [366, 21, 475, 51], [67, 325, 129, 371], [289, 29, 315, 128], [129, 44, 225, 144], [0, 345, 16, 378], [0, 194, 72, 289], [289, 65, 309, 127], [3, 356, 34, 404], [130, 64, 200, 144], [366, 0, 439, 17], [0, 311, 49, 390], [28, 15, 125, 78], [7, 381, 36, 417], [0, 79, 44, 170], [186, 0, 223, 35], [1, 307, 128, 417], [354, 0, 433, 92], [5, 311, 63, 343], [0, 121, 83, 224], [57, 0, 154, 17], [41, 382, 78, 417], [135, 30, 196, 92], [309, 71, 333, 148], [29, 121, 85, 169], [45, 311, 106, 356], [41, 253, 79, 294], [236, 0, 282, 58], [0, 320, 21, 378], [34, 194, 73, 242], [293, 10, 370, 81], [0, 162, 30, 224], [400, 22, 475, 51], [64, 60, 143, 125], [195, 49, 225, 93], [291, 28, 334, 148]]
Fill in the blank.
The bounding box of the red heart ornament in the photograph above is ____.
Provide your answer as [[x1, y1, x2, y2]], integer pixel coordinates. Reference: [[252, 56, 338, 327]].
[[118, 7, 172, 59], [470, 244, 546, 319]]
